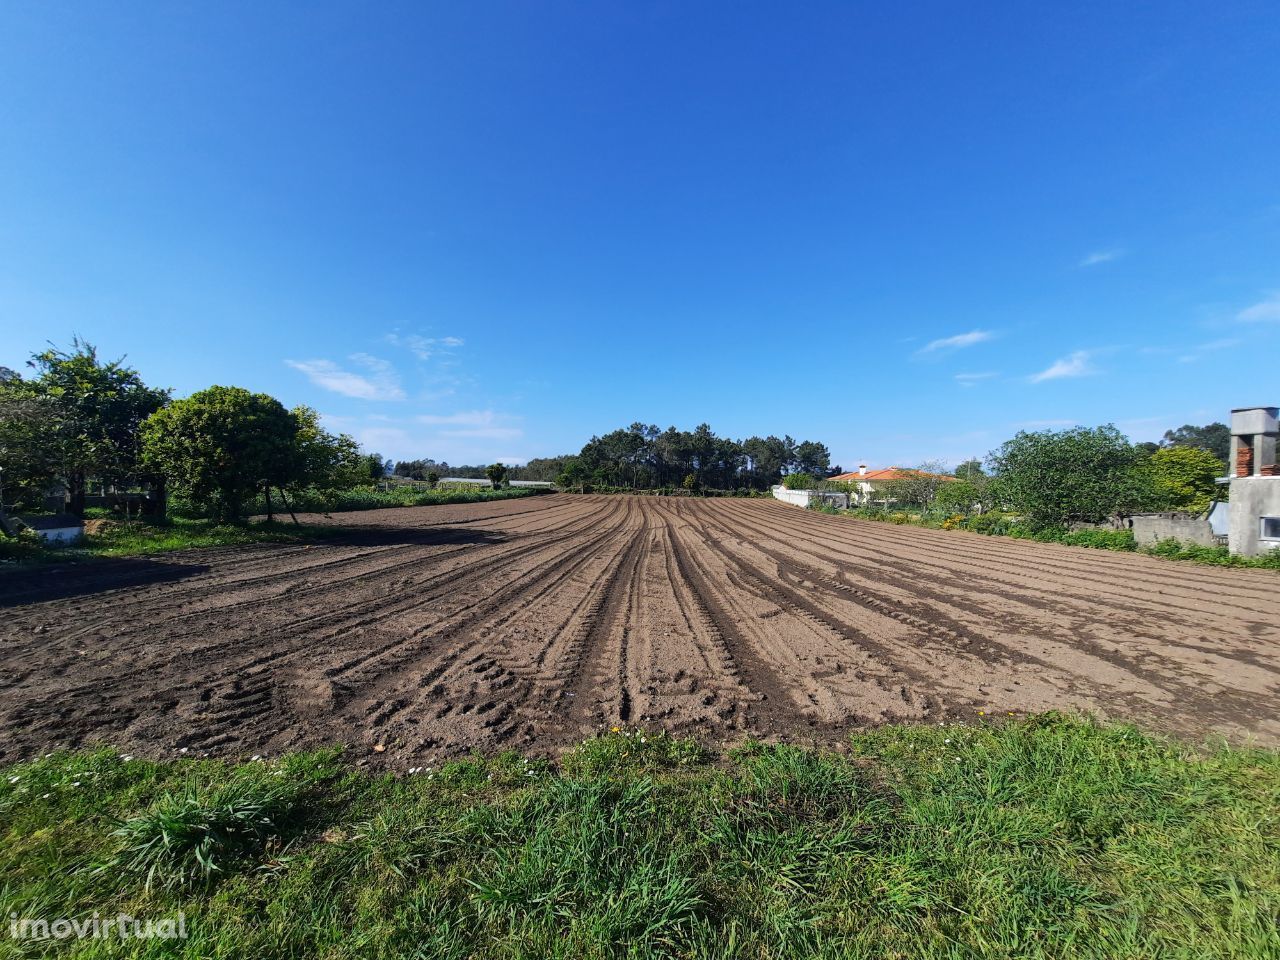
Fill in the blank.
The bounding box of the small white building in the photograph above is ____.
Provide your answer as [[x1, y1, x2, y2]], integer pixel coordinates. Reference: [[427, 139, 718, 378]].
[[1226, 406, 1280, 556]]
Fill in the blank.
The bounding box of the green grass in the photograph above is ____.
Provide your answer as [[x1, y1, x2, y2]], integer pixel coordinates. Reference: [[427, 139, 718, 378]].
[[0, 517, 353, 568], [240, 484, 545, 515], [1, 486, 548, 569], [1, 716, 1276, 958]]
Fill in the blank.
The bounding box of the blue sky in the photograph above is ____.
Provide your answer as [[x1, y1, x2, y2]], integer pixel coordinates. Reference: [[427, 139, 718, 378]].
[[1, 2, 1278, 469]]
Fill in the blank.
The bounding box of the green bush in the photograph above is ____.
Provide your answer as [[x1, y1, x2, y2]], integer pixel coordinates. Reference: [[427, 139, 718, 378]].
[[781, 472, 816, 490], [1059, 528, 1136, 551], [1143, 538, 1280, 569], [963, 512, 1015, 536]]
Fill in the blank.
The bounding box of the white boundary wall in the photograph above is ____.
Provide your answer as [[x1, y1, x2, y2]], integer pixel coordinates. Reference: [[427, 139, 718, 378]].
[[771, 486, 849, 509]]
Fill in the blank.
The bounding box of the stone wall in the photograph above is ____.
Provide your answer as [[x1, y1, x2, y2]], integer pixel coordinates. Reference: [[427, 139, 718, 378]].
[[1126, 514, 1217, 548]]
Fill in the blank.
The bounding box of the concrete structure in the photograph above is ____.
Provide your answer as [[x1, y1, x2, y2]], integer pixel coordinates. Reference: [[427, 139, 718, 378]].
[[23, 515, 84, 544], [1126, 514, 1216, 548], [1228, 478, 1280, 556], [771, 486, 849, 509], [1227, 406, 1280, 556]]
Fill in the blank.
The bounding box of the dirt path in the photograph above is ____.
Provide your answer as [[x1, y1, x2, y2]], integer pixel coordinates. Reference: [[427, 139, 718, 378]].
[[2, 495, 1277, 767]]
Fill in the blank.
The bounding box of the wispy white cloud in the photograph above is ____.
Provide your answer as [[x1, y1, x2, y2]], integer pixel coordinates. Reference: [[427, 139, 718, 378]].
[[416, 410, 500, 427], [318, 411, 528, 463], [1237, 293, 1280, 323], [1079, 248, 1125, 267], [954, 372, 997, 387], [918, 330, 994, 354], [384, 332, 466, 360], [285, 354, 405, 400], [1029, 350, 1095, 383]]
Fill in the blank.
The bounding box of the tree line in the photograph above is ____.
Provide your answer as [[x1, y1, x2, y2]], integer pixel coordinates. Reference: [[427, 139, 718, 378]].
[[543, 424, 835, 492]]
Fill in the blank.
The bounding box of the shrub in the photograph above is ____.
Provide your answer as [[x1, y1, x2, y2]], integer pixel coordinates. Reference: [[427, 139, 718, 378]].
[[781, 473, 817, 490], [808, 501, 841, 515], [964, 512, 1015, 536], [1143, 538, 1280, 569], [1059, 528, 1136, 551]]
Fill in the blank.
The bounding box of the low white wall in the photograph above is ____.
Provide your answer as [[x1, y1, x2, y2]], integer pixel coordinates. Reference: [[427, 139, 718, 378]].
[[771, 486, 849, 509], [771, 486, 811, 507]]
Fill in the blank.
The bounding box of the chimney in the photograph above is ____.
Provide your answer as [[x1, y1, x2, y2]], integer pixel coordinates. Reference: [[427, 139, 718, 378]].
[[1237, 444, 1254, 478], [858, 464, 867, 476], [1230, 407, 1279, 478]]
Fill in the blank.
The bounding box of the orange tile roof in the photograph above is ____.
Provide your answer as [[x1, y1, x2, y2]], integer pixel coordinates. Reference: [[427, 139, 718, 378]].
[[828, 468, 956, 483]]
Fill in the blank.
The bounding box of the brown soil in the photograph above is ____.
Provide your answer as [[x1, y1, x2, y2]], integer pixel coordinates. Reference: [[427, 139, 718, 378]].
[[2, 495, 1277, 768]]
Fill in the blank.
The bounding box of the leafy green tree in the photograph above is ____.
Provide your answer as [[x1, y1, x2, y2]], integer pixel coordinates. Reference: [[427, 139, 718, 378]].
[[880, 461, 952, 509], [484, 463, 508, 488], [989, 425, 1148, 529], [742, 435, 790, 487], [0, 383, 49, 533], [953, 459, 985, 479], [426, 471, 440, 488], [792, 441, 831, 477], [290, 405, 364, 491], [362, 453, 390, 481], [1144, 446, 1223, 513], [0, 340, 170, 516], [0, 377, 51, 517], [556, 459, 586, 492], [142, 386, 298, 522], [1161, 422, 1230, 465], [934, 478, 991, 514]]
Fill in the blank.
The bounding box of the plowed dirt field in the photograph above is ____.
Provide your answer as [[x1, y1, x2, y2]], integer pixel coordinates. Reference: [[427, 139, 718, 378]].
[[2, 495, 1277, 766]]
